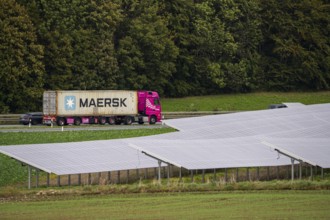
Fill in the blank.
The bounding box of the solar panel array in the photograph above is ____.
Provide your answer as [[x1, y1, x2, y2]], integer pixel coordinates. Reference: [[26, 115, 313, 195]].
[[0, 103, 329, 176]]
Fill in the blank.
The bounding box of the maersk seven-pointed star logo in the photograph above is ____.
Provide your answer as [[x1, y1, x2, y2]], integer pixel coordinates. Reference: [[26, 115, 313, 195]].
[[65, 96, 76, 110]]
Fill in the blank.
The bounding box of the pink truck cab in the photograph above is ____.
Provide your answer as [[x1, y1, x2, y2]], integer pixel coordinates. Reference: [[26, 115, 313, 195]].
[[137, 91, 162, 124], [43, 90, 162, 126]]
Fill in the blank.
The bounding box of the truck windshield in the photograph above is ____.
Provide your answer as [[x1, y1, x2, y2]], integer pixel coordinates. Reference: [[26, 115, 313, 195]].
[[154, 98, 160, 106]]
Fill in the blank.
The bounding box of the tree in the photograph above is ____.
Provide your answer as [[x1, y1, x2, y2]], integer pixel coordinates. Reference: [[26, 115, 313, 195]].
[[116, 1, 179, 96], [0, 0, 44, 113], [259, 0, 330, 90], [22, 0, 122, 90]]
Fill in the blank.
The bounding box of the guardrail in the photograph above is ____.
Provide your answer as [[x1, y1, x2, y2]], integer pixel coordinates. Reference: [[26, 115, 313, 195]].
[[162, 111, 233, 120], [0, 111, 233, 125], [0, 114, 21, 124]]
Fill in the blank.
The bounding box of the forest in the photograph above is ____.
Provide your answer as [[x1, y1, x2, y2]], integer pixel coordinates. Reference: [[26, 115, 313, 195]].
[[0, 0, 329, 113]]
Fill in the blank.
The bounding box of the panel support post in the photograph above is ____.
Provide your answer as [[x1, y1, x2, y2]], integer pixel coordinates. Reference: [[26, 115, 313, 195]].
[[213, 169, 216, 181], [68, 175, 71, 186], [291, 158, 295, 181], [299, 162, 302, 180], [158, 160, 162, 184], [310, 166, 313, 181], [136, 169, 139, 180], [321, 168, 324, 179], [57, 175, 60, 187], [191, 170, 194, 183], [179, 167, 182, 182], [88, 173, 91, 185], [256, 167, 259, 181], [246, 168, 249, 181], [47, 173, 50, 187], [28, 165, 31, 189], [225, 168, 228, 183], [36, 169, 39, 188], [267, 167, 270, 180], [167, 164, 170, 184], [107, 171, 111, 184], [202, 170, 205, 183], [236, 168, 239, 182], [78, 174, 81, 185]]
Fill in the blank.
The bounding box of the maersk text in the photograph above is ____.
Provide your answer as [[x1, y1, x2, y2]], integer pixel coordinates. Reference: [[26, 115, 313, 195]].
[[79, 98, 127, 108]]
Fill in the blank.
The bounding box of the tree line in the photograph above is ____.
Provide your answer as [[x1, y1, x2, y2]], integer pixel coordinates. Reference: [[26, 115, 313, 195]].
[[0, 0, 329, 113]]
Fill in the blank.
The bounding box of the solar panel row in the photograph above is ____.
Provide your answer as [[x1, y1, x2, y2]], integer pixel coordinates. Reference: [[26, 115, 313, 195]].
[[0, 103, 329, 177]]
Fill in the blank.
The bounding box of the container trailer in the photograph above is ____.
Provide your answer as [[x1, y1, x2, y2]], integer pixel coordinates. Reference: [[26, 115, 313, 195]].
[[43, 90, 162, 126]]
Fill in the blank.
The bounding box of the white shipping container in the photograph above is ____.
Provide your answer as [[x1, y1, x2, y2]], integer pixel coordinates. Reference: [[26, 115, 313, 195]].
[[44, 90, 138, 116]]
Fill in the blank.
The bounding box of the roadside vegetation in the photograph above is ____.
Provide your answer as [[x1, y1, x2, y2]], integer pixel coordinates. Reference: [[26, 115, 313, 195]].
[[161, 91, 330, 111]]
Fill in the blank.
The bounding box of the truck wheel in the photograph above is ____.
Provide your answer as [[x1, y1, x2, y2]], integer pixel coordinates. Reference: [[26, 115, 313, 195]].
[[138, 118, 144, 125], [124, 116, 133, 125], [99, 117, 106, 125], [57, 118, 65, 126], [149, 116, 157, 125], [74, 117, 81, 126], [108, 117, 115, 125]]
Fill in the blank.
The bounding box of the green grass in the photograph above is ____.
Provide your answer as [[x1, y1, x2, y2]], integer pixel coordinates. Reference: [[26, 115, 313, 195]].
[[161, 91, 330, 111], [0, 127, 176, 145], [1, 191, 330, 219]]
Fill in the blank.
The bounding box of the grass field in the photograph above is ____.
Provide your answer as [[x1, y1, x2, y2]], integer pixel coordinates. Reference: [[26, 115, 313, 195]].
[[1, 191, 330, 219], [161, 91, 330, 111]]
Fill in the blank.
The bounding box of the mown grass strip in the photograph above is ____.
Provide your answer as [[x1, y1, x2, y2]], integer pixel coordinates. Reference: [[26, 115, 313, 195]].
[[0, 127, 176, 145], [0, 190, 330, 219], [162, 91, 330, 111]]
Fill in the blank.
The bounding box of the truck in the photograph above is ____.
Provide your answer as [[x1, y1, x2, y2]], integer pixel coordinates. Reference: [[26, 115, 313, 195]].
[[42, 90, 162, 126]]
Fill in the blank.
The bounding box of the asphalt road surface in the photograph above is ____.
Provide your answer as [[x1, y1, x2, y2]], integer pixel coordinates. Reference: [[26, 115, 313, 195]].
[[0, 123, 167, 133]]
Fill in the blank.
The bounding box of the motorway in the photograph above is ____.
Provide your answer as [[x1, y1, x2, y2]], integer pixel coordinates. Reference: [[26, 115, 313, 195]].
[[0, 123, 167, 133]]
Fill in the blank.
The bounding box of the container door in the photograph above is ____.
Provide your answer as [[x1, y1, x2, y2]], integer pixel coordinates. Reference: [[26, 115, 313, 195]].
[[43, 91, 57, 115]]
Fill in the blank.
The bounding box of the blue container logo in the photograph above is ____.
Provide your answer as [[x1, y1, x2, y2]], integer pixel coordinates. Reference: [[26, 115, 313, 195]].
[[65, 96, 76, 110]]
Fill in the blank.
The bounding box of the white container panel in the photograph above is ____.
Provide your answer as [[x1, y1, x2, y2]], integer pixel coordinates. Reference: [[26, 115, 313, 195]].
[[55, 90, 138, 116]]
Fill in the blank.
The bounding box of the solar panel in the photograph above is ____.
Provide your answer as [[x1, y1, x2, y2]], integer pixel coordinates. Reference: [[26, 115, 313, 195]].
[[163, 103, 330, 139], [0, 140, 160, 175], [126, 138, 292, 169], [261, 138, 330, 168]]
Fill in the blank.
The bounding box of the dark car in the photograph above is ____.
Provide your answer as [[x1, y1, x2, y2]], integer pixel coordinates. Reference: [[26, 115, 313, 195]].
[[268, 104, 287, 109], [19, 112, 43, 125]]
